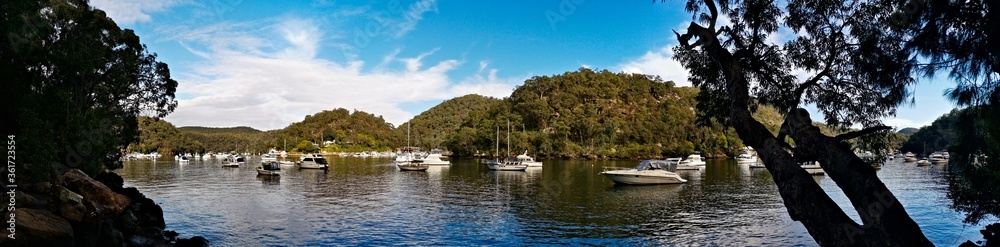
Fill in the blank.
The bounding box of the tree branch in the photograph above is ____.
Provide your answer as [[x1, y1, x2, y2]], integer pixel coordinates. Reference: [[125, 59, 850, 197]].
[[834, 125, 892, 141]]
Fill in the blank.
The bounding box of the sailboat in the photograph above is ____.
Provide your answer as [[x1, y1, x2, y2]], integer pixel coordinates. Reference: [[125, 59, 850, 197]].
[[488, 120, 527, 171], [397, 123, 428, 171]]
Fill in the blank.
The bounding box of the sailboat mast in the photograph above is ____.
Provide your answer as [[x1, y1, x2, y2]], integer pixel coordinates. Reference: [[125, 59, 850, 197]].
[[495, 125, 500, 161], [407, 123, 411, 153], [506, 120, 510, 158]]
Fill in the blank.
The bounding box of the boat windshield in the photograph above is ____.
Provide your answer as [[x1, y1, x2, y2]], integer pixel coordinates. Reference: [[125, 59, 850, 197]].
[[314, 158, 328, 164], [635, 159, 678, 172]]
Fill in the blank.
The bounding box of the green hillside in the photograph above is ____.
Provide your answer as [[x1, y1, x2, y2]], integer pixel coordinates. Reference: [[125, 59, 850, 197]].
[[178, 126, 279, 154], [129, 117, 205, 155], [277, 108, 402, 153], [442, 68, 753, 159], [400, 94, 502, 149]]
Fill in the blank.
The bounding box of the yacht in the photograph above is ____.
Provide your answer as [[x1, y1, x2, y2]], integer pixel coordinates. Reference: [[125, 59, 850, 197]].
[[221, 156, 239, 167], [297, 154, 329, 169], [748, 162, 766, 168], [488, 157, 528, 171], [262, 149, 279, 162], [929, 152, 948, 163], [735, 153, 757, 163], [674, 157, 702, 170], [397, 160, 429, 171], [417, 149, 451, 166], [487, 121, 528, 171], [178, 155, 190, 163], [515, 151, 543, 167], [903, 152, 917, 162], [679, 152, 706, 166], [256, 161, 281, 176], [600, 159, 687, 185], [235, 155, 246, 166]]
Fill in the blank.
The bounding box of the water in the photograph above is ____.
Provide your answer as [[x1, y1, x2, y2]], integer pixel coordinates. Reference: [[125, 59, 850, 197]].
[[117, 157, 990, 246]]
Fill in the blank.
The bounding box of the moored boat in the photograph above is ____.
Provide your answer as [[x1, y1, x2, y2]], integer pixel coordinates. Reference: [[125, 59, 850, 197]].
[[417, 149, 451, 166], [397, 160, 429, 171], [515, 151, 543, 167], [679, 152, 706, 166], [256, 161, 281, 176], [297, 154, 329, 169], [600, 159, 687, 185]]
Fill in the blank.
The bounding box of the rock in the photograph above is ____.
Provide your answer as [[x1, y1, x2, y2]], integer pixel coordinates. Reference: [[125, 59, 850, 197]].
[[59, 169, 130, 215], [14, 190, 46, 209], [120, 187, 165, 229], [97, 219, 125, 247], [16, 208, 74, 246], [95, 172, 124, 192], [176, 236, 210, 247], [115, 210, 140, 237], [56, 186, 87, 222]]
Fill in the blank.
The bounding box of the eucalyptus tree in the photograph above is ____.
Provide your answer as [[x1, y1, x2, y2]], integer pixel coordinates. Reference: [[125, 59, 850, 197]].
[[671, 0, 931, 245], [1, 0, 177, 181]]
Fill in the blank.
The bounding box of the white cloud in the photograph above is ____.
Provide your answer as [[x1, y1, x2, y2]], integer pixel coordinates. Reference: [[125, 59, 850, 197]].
[[90, 0, 180, 25], [617, 45, 692, 86], [882, 118, 929, 130], [163, 18, 516, 130], [393, 0, 438, 37]]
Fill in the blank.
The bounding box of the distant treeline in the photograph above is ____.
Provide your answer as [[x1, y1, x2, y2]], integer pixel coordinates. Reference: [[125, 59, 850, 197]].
[[136, 68, 917, 159]]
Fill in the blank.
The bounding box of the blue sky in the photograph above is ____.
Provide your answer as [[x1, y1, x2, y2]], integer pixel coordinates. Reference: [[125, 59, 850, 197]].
[[91, 0, 959, 130]]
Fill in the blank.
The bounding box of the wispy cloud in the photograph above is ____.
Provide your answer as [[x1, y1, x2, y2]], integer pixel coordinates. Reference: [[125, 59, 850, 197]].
[[163, 18, 516, 129], [90, 0, 181, 25], [393, 0, 438, 37], [616, 44, 692, 86]]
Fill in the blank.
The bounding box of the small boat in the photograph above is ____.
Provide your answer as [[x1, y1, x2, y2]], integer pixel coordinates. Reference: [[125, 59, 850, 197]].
[[916, 159, 932, 166], [903, 152, 917, 162], [801, 162, 824, 175], [488, 157, 528, 171], [256, 161, 281, 176], [297, 154, 329, 169], [748, 162, 766, 168], [235, 155, 246, 166], [674, 157, 702, 170], [928, 152, 948, 163], [679, 152, 706, 166], [417, 149, 451, 166], [600, 159, 687, 185], [397, 160, 429, 171], [178, 155, 190, 163], [735, 153, 758, 163], [262, 149, 279, 162], [222, 156, 239, 167], [515, 151, 543, 167]]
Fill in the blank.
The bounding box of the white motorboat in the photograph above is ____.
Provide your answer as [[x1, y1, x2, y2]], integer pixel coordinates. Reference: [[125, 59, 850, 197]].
[[397, 160, 429, 171], [263, 149, 279, 162], [929, 152, 948, 163], [256, 161, 281, 176], [748, 162, 766, 168], [222, 156, 239, 167], [673, 157, 701, 170], [903, 152, 917, 162], [235, 155, 246, 166], [394, 152, 415, 163], [297, 154, 329, 169], [417, 149, 451, 166], [515, 151, 543, 167], [679, 152, 706, 166], [735, 153, 757, 163], [801, 162, 824, 175], [916, 159, 932, 166], [600, 159, 687, 185], [178, 155, 190, 163]]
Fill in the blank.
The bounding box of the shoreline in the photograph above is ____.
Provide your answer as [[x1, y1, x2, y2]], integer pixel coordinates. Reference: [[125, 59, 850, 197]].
[[2, 169, 207, 246]]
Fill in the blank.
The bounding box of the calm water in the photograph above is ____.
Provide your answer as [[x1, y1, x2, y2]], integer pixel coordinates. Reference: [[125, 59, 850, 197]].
[[117, 157, 989, 246]]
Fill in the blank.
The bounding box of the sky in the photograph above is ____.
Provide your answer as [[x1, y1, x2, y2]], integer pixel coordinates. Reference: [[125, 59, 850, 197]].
[[91, 0, 961, 131]]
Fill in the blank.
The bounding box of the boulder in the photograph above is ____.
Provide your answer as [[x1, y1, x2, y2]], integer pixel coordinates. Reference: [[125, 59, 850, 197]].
[[14, 190, 46, 209], [56, 186, 87, 222], [176, 236, 210, 247], [16, 208, 74, 246], [59, 169, 130, 215], [95, 172, 124, 192]]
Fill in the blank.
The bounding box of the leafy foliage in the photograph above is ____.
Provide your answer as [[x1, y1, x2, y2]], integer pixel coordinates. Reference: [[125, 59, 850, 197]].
[[178, 126, 279, 154], [440, 68, 763, 159], [401, 94, 500, 149], [277, 108, 401, 153], [129, 117, 204, 155], [1, 0, 177, 182]]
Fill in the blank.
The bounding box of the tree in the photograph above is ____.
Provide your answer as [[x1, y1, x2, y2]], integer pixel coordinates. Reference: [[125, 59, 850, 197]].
[[1, 0, 177, 182], [898, 0, 1000, 232], [671, 0, 930, 245], [293, 140, 318, 154]]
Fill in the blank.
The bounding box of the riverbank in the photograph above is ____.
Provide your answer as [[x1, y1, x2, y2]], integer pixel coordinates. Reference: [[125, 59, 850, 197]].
[[1, 169, 207, 246]]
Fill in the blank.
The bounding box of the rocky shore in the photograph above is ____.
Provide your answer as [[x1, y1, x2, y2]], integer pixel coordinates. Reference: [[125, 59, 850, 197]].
[[1, 169, 208, 246]]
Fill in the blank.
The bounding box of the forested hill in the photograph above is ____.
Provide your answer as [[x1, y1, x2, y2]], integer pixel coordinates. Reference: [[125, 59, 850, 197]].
[[277, 108, 402, 152], [400, 94, 502, 149], [129, 117, 205, 155], [442, 68, 751, 159], [178, 126, 279, 154]]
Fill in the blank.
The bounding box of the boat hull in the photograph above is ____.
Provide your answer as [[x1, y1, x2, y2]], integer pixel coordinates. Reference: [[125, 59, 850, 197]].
[[397, 164, 428, 171], [487, 163, 528, 171], [735, 158, 757, 163], [256, 167, 280, 176], [299, 163, 328, 169], [600, 172, 686, 185]]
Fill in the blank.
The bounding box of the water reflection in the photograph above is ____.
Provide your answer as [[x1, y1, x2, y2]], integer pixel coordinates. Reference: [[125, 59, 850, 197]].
[[115, 156, 987, 246]]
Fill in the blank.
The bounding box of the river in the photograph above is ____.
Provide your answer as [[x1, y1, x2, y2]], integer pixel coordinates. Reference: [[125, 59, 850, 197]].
[[117, 157, 988, 246]]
